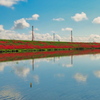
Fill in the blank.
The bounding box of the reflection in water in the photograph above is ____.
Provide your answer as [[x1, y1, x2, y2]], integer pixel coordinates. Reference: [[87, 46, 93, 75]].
[[54, 74, 65, 78], [0, 64, 6, 72], [0, 86, 22, 100], [30, 83, 32, 88], [33, 75, 40, 84], [0, 62, 17, 72], [62, 56, 73, 68], [32, 59, 34, 71], [13, 66, 30, 77], [94, 71, 100, 78], [71, 56, 73, 65], [62, 63, 73, 67], [74, 73, 87, 82], [1, 49, 100, 62], [91, 54, 100, 60], [1, 52, 100, 99]]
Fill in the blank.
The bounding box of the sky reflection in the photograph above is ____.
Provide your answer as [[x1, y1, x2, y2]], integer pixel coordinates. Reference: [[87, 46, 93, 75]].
[[0, 53, 100, 99], [74, 73, 87, 82], [0, 86, 22, 100]]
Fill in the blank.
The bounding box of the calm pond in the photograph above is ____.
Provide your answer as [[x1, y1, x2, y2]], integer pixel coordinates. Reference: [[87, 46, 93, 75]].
[[0, 53, 100, 100]]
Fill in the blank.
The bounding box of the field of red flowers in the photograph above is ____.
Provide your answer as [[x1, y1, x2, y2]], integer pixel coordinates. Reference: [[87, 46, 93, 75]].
[[0, 39, 100, 51], [0, 49, 100, 62]]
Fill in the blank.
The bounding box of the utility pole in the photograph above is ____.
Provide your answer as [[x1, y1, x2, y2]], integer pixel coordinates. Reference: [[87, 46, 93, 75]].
[[53, 33, 55, 41], [32, 26, 34, 41], [71, 30, 73, 42]]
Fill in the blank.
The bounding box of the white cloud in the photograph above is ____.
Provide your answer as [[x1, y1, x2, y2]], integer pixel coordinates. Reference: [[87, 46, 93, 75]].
[[0, 0, 26, 8], [51, 31, 57, 33], [26, 14, 40, 20], [34, 33, 53, 41], [53, 18, 65, 21], [92, 17, 100, 24], [1, 26, 100, 42], [62, 27, 73, 31], [71, 12, 88, 22], [12, 18, 30, 29], [74, 73, 87, 82], [0, 25, 4, 32], [34, 28, 39, 31]]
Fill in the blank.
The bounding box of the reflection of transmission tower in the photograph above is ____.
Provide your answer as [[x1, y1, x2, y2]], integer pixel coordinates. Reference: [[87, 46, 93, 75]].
[[71, 56, 73, 65], [32, 59, 34, 70], [30, 59, 34, 88], [54, 57, 55, 62]]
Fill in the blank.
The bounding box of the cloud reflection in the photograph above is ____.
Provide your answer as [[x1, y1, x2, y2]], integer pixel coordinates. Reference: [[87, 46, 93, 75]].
[[33, 75, 40, 84], [94, 71, 100, 78], [74, 73, 87, 82], [54, 74, 65, 78], [62, 64, 73, 68], [0, 64, 5, 72], [0, 87, 22, 100], [90, 54, 100, 60], [13, 66, 30, 77]]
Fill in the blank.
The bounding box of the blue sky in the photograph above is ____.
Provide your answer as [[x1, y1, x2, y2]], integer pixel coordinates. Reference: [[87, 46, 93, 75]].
[[0, 0, 100, 41]]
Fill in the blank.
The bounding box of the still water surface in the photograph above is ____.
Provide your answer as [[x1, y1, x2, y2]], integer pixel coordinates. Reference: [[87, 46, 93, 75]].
[[0, 54, 100, 100]]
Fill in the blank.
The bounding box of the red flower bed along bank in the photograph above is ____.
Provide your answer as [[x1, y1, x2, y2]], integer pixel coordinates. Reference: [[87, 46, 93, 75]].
[[0, 39, 100, 50]]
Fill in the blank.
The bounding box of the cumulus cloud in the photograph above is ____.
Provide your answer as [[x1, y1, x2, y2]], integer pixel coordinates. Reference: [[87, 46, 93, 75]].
[[51, 31, 57, 33], [1, 26, 100, 42], [12, 18, 30, 29], [71, 12, 88, 22], [26, 14, 40, 20], [53, 18, 65, 21], [74, 73, 87, 82], [0, 25, 4, 32], [0, 0, 26, 8], [62, 27, 73, 31], [34, 28, 39, 31], [34, 33, 53, 41], [0, 30, 32, 40], [92, 17, 100, 24]]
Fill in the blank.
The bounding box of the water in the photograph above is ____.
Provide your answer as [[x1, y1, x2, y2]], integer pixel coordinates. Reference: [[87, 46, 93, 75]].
[[0, 53, 100, 100]]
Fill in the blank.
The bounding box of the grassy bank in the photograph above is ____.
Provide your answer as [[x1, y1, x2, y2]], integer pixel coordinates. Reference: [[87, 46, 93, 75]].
[[0, 39, 100, 53]]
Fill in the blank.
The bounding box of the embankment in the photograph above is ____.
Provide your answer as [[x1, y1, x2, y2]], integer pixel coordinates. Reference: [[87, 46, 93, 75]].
[[0, 39, 100, 52]]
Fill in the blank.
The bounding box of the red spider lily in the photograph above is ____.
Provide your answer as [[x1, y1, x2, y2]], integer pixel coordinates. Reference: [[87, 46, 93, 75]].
[[0, 40, 100, 50]]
